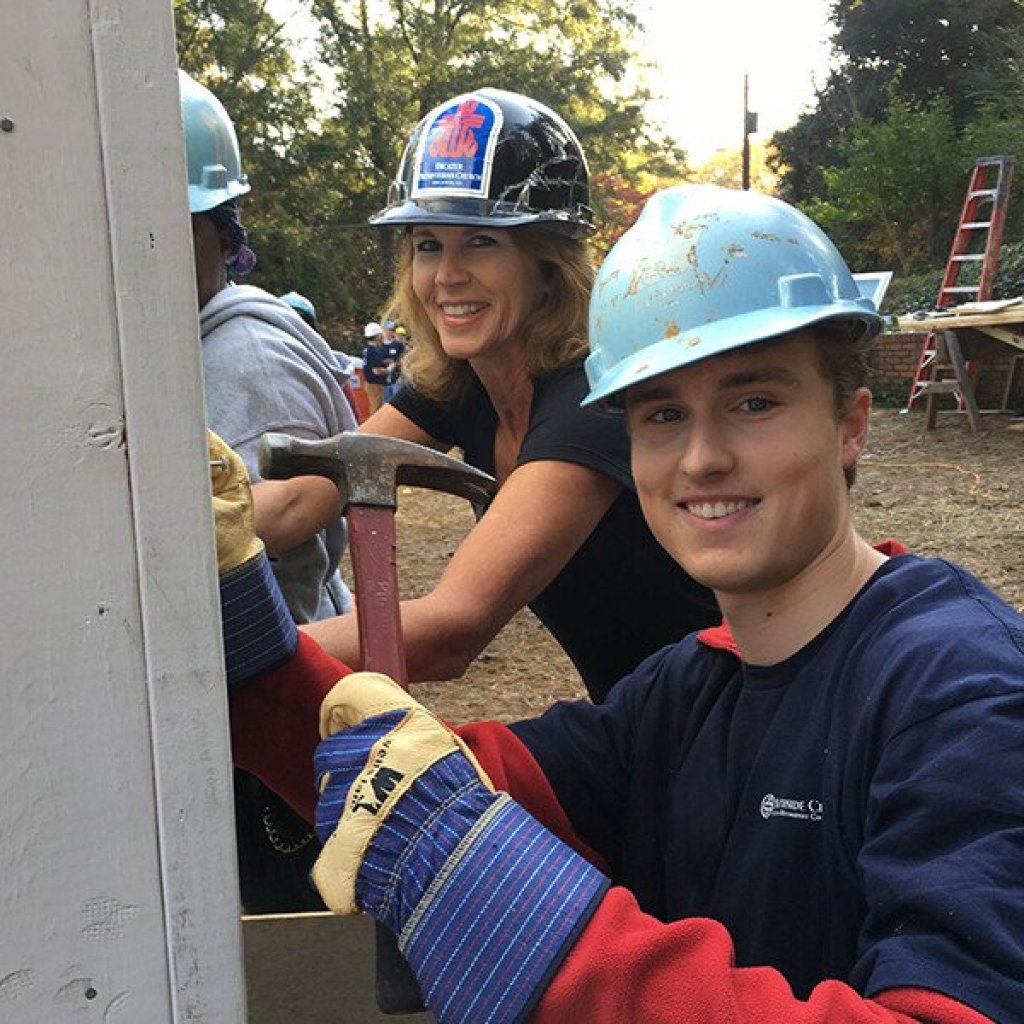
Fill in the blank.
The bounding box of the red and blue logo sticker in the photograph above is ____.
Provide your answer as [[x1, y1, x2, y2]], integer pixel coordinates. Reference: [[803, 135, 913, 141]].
[[411, 94, 503, 199]]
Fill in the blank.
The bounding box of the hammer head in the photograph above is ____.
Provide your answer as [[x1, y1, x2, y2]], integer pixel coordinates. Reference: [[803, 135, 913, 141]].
[[258, 431, 497, 510]]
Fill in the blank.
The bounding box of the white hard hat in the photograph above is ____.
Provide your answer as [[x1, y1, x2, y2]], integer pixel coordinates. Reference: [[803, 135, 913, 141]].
[[364, 321, 383, 338]]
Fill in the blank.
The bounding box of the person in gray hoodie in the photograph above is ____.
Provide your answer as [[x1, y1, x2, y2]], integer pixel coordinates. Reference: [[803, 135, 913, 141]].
[[198, 275, 356, 622], [181, 69, 357, 912], [182, 69, 356, 625]]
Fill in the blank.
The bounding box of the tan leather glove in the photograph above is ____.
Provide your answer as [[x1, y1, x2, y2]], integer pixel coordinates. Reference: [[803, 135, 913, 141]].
[[312, 671, 494, 914], [208, 429, 297, 690], [209, 429, 264, 573]]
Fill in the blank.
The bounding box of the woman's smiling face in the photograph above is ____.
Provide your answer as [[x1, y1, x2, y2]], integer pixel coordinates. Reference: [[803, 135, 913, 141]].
[[410, 225, 548, 365]]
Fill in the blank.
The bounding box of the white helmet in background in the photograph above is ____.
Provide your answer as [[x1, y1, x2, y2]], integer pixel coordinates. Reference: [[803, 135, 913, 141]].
[[178, 69, 250, 214], [364, 321, 383, 339]]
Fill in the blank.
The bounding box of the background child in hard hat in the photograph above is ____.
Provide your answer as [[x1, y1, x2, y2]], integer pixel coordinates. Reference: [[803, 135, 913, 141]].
[[281, 289, 368, 423], [224, 184, 1023, 1023], [304, 88, 719, 703], [360, 318, 406, 412]]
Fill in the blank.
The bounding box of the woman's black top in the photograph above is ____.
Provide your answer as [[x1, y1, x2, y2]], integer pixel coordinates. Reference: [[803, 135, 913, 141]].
[[389, 363, 720, 702]]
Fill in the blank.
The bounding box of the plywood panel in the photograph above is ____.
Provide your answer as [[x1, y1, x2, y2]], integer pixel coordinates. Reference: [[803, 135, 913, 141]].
[[0, 1, 244, 1020]]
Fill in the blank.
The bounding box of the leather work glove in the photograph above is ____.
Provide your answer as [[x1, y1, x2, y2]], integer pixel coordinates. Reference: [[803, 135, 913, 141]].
[[210, 429, 263, 573], [208, 430, 297, 689], [312, 672, 609, 1024]]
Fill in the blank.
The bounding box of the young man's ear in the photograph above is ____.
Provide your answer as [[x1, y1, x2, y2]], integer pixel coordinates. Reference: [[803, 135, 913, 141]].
[[840, 387, 872, 472]]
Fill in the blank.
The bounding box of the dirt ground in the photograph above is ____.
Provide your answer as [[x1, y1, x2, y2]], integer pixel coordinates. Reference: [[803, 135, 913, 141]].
[[375, 408, 1023, 725]]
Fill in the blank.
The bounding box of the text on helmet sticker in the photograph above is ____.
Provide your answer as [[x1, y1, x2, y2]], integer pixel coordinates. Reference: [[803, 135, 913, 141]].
[[411, 95, 503, 200]]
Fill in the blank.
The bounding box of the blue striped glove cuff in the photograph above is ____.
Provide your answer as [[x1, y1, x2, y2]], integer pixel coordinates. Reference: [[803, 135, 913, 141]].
[[357, 751, 501, 935], [397, 792, 609, 1024], [220, 551, 298, 691]]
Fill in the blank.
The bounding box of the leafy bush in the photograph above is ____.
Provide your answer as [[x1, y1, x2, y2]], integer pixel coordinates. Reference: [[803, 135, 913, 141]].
[[867, 375, 915, 409], [883, 271, 943, 318], [994, 240, 1024, 297]]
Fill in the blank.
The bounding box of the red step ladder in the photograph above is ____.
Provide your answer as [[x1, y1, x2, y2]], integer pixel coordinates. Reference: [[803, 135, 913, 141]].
[[904, 155, 1015, 411]]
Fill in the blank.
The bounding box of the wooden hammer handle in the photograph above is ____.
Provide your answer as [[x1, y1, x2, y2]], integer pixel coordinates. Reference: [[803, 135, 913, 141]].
[[346, 505, 424, 1014], [347, 505, 408, 686]]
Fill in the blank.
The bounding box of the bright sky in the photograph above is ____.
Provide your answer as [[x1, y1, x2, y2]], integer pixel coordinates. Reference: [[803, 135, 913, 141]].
[[638, 0, 835, 162], [270, 0, 835, 164]]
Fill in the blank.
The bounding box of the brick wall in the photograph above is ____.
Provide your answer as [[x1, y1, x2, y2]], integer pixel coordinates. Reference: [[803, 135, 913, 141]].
[[872, 331, 1024, 411]]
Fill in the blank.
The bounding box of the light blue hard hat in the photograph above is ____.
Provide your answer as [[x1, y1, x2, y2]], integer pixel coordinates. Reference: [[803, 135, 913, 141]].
[[178, 70, 250, 214], [279, 290, 317, 325], [583, 184, 882, 408]]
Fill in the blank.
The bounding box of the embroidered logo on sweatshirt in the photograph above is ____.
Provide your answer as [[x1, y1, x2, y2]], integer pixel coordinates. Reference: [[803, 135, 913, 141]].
[[759, 793, 823, 822]]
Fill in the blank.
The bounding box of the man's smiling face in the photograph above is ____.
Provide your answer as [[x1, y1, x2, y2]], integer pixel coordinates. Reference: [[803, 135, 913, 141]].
[[625, 332, 869, 603]]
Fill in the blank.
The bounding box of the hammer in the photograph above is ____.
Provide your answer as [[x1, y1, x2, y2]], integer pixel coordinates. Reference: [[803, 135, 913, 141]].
[[259, 430, 497, 1015]]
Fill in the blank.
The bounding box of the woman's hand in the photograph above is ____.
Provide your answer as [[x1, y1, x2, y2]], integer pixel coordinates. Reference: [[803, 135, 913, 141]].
[[305, 459, 620, 682]]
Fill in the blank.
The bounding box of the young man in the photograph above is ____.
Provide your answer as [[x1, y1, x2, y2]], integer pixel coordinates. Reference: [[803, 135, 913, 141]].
[[222, 186, 1024, 1022]]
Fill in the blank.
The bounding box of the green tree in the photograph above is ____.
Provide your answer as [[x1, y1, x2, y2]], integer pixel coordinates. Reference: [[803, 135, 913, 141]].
[[175, 0, 688, 328], [830, 0, 1020, 124], [175, 0, 314, 140], [770, 0, 1024, 204], [801, 96, 1024, 275], [966, 13, 1024, 112], [802, 97, 962, 273], [174, 0, 358, 323], [307, 0, 688, 289]]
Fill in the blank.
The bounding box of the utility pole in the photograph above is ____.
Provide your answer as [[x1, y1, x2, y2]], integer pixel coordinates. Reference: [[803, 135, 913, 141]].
[[742, 74, 758, 190]]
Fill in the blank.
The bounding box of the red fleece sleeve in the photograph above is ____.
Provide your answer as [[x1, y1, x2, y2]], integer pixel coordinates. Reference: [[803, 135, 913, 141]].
[[457, 720, 607, 868], [229, 632, 352, 823], [535, 888, 993, 1024]]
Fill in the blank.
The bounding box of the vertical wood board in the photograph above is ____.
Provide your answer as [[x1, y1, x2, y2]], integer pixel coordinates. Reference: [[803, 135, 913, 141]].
[[0, 1, 245, 1020]]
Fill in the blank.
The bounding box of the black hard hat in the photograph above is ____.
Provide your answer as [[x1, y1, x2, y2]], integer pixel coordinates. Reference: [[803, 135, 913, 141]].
[[370, 88, 594, 238]]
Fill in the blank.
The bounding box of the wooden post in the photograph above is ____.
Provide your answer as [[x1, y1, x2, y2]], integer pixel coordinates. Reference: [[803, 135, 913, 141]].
[[923, 331, 981, 431], [0, 1, 245, 1020]]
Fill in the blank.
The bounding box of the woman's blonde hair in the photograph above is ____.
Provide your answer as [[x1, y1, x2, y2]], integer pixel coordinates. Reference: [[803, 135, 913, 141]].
[[384, 226, 595, 403]]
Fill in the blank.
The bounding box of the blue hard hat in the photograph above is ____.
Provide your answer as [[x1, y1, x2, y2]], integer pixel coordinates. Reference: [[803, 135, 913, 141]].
[[178, 70, 250, 214], [279, 290, 317, 324], [583, 184, 882, 408]]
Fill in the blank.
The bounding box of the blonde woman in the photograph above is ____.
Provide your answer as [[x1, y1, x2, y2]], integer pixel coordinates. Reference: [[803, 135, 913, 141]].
[[307, 89, 718, 702]]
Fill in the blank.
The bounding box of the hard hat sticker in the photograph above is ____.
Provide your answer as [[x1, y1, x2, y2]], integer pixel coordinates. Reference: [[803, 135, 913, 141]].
[[412, 95, 503, 199]]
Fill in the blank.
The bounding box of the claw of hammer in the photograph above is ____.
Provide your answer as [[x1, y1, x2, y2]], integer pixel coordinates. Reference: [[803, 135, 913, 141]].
[[259, 431, 496, 511]]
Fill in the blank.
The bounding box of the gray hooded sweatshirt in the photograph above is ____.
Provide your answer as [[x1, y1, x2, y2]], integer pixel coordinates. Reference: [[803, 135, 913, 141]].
[[201, 284, 357, 624]]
